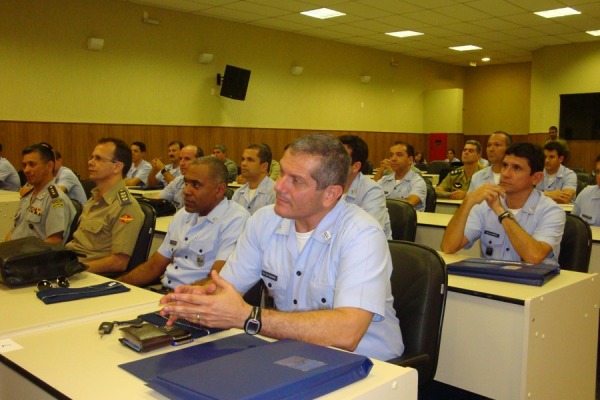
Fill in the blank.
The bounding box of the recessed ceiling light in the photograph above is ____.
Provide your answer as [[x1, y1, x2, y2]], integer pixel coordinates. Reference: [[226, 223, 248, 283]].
[[301, 8, 345, 19], [385, 30, 424, 38], [534, 7, 580, 18], [450, 45, 482, 52], [587, 30, 600, 36], [482, 57, 491, 62]]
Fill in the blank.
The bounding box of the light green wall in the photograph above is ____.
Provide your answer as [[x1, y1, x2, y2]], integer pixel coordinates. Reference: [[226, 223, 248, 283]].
[[530, 41, 600, 133], [463, 63, 531, 135], [424, 88, 463, 134], [0, 0, 465, 133]]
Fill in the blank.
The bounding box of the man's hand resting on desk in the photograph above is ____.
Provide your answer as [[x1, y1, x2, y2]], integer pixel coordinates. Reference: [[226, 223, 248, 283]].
[[159, 270, 251, 330]]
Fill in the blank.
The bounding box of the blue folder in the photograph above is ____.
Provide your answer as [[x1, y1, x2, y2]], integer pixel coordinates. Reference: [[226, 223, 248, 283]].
[[447, 257, 560, 286], [119, 333, 269, 382], [147, 339, 373, 400]]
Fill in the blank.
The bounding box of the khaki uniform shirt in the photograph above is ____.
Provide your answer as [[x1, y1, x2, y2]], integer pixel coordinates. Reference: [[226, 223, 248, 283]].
[[66, 180, 143, 261], [11, 180, 75, 245], [437, 163, 485, 193]]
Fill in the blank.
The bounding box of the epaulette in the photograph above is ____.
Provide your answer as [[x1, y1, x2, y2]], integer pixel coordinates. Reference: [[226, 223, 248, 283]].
[[449, 168, 463, 176], [117, 188, 132, 205], [48, 185, 59, 199]]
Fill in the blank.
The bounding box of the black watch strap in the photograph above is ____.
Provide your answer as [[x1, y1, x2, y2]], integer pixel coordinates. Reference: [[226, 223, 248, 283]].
[[498, 211, 513, 223], [161, 168, 167, 174]]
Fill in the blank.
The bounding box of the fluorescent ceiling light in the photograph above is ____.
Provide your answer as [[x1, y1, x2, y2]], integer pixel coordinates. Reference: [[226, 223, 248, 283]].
[[449, 45, 482, 51], [534, 7, 580, 18], [386, 30, 424, 38], [586, 30, 600, 36], [301, 8, 345, 19], [482, 57, 491, 62]]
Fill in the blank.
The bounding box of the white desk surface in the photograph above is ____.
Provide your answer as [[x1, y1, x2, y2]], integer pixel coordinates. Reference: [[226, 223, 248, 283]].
[[0, 273, 161, 339], [441, 252, 598, 301], [128, 188, 162, 198], [1, 311, 417, 400]]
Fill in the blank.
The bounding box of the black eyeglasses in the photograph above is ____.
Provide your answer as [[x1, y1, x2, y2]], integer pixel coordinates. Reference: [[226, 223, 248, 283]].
[[37, 276, 70, 291]]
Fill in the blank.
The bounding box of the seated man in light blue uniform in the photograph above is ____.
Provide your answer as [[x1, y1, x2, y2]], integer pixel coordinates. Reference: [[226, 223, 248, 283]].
[[379, 141, 427, 212], [442, 143, 565, 266], [155, 145, 203, 210], [535, 141, 577, 204], [159, 133, 404, 362], [469, 131, 512, 194], [339, 135, 392, 239], [573, 155, 600, 226], [232, 144, 276, 215], [118, 157, 249, 289], [124, 141, 152, 187]]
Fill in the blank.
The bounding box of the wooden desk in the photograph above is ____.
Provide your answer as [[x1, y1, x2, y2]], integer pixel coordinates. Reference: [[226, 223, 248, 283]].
[[0, 273, 161, 339], [438, 252, 599, 399], [0, 311, 418, 399]]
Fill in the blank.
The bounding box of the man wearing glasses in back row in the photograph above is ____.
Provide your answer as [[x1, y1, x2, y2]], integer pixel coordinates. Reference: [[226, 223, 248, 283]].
[[66, 138, 143, 275]]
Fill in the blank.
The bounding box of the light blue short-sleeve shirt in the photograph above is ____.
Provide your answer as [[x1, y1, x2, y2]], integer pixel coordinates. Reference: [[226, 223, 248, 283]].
[[55, 166, 88, 204], [344, 172, 392, 239], [126, 160, 152, 187], [0, 157, 20, 191], [379, 169, 427, 212], [221, 201, 404, 361], [232, 175, 276, 215], [464, 189, 565, 265], [468, 166, 497, 194], [573, 185, 600, 226], [158, 175, 185, 210], [158, 198, 250, 288], [535, 165, 578, 203], [155, 163, 181, 186]]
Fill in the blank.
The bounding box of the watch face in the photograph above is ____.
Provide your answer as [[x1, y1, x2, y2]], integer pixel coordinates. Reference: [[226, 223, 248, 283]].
[[245, 318, 260, 335]]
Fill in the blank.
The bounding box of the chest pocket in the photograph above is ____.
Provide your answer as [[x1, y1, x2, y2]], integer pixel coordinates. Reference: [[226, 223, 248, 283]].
[[482, 230, 504, 255], [25, 212, 42, 224], [78, 220, 103, 234], [305, 281, 335, 311], [189, 239, 215, 260]]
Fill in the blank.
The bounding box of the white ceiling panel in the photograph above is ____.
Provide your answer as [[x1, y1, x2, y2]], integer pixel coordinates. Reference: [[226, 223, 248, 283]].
[[121, 0, 600, 66]]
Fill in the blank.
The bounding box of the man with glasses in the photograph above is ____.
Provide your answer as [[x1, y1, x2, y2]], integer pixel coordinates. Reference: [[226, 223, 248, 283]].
[[66, 138, 143, 274], [6, 144, 75, 245], [573, 155, 600, 226]]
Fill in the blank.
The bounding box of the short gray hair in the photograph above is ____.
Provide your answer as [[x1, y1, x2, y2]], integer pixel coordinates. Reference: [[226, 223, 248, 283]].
[[465, 140, 482, 154], [190, 156, 228, 185], [288, 133, 350, 190]]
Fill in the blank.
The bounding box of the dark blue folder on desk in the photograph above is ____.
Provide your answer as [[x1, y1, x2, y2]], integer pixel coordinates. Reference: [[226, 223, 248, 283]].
[[447, 257, 560, 286], [147, 338, 373, 400], [119, 333, 269, 382]]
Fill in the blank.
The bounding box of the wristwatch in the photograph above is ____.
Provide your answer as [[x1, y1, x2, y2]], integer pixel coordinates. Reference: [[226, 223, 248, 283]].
[[161, 168, 167, 174], [498, 210, 514, 224], [244, 306, 262, 335]]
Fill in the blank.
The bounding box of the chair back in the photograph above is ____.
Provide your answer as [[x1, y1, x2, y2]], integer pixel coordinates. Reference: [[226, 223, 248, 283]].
[[126, 202, 157, 272], [386, 199, 417, 242], [425, 184, 437, 213], [426, 161, 450, 175], [225, 188, 234, 200], [17, 170, 26, 186], [66, 199, 83, 244], [558, 214, 592, 273], [80, 179, 96, 200], [576, 172, 593, 185], [387, 240, 447, 387], [576, 180, 588, 196]]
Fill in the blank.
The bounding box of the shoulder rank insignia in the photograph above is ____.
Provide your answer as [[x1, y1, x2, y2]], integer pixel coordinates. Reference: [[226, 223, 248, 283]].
[[48, 185, 59, 199], [119, 214, 134, 224], [51, 198, 64, 208], [453, 182, 463, 188], [117, 188, 132, 205], [450, 168, 463, 176]]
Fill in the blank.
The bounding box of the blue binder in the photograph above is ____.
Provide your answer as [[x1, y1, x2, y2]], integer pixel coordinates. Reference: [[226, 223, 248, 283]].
[[147, 339, 374, 400], [447, 257, 560, 286], [119, 333, 269, 382]]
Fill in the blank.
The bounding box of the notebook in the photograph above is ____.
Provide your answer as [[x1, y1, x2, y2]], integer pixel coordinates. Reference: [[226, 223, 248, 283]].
[[447, 257, 560, 286]]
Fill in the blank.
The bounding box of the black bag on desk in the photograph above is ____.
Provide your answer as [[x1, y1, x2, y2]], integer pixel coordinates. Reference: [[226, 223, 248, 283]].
[[137, 198, 176, 217], [0, 237, 85, 287]]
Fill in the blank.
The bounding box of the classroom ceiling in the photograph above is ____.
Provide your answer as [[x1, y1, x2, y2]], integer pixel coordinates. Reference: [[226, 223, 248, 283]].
[[122, 0, 600, 66]]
